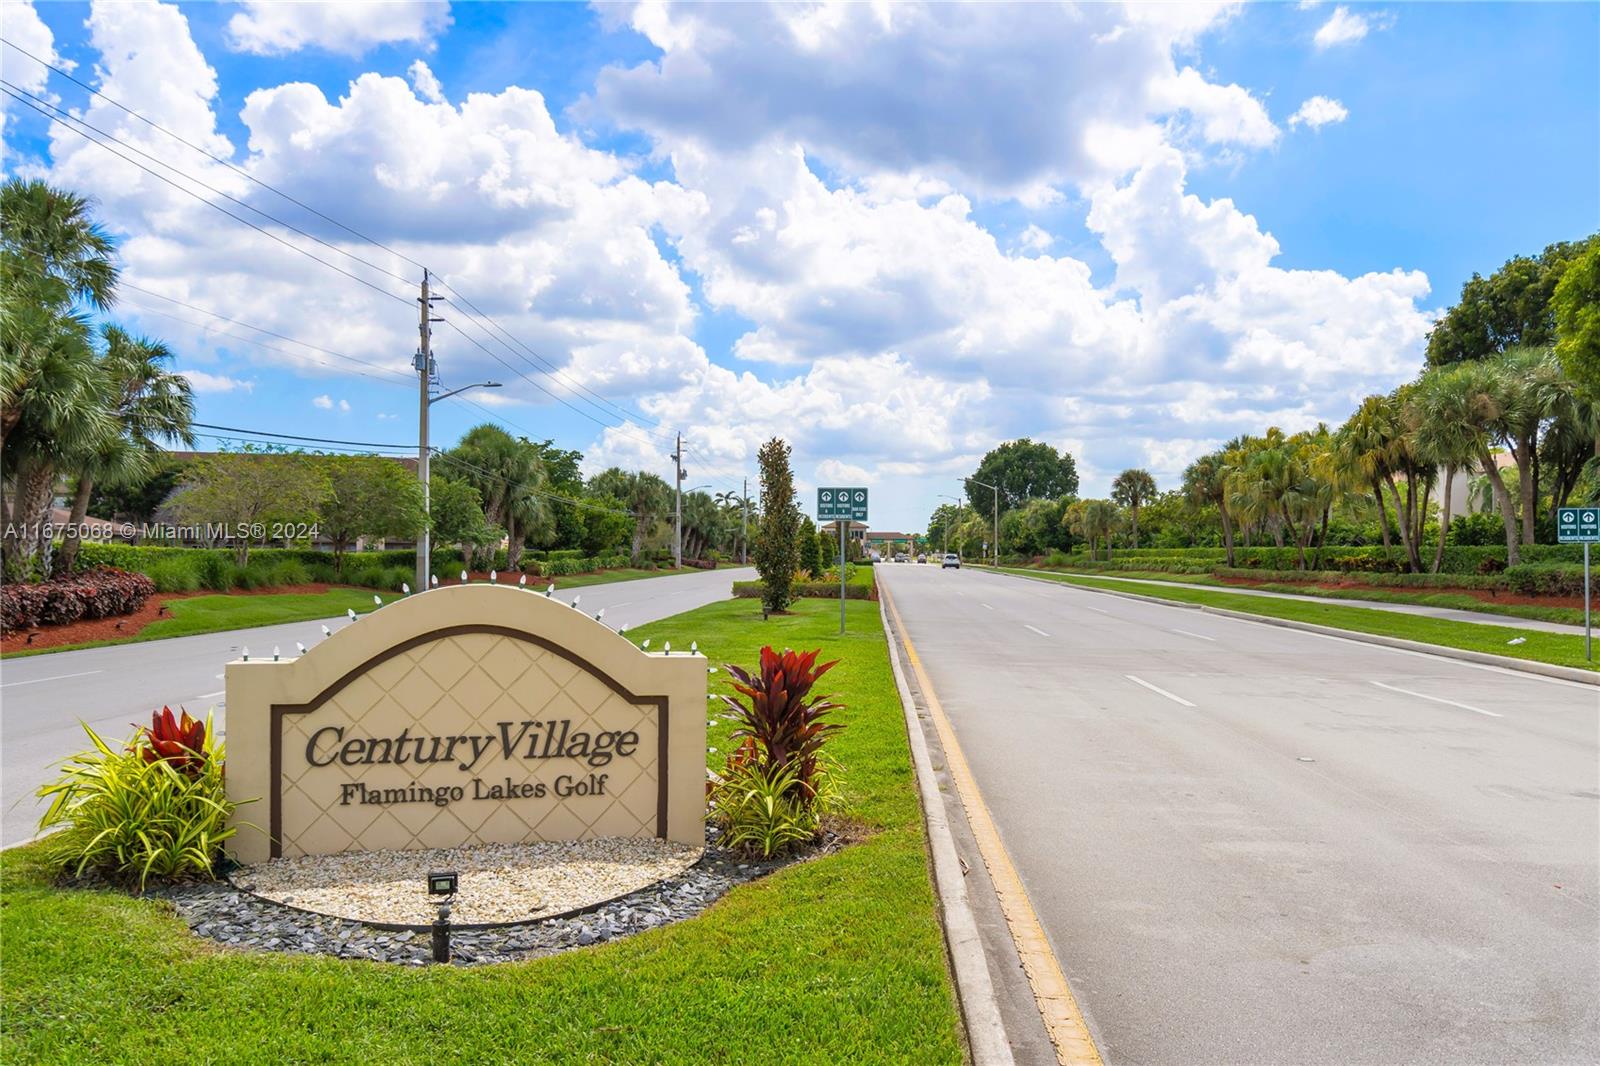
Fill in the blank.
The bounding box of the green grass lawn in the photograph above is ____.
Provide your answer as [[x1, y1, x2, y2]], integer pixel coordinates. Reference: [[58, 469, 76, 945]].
[[3, 568, 735, 660], [0, 596, 962, 1065], [993, 566, 1599, 673], [1004, 564, 1589, 627]]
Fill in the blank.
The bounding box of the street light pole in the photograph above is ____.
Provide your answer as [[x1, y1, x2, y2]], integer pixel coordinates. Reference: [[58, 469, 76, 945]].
[[937, 494, 962, 556], [965, 477, 1000, 568]]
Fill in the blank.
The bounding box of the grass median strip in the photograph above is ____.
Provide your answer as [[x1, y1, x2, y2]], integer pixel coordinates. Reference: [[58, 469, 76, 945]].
[[0, 596, 962, 1064], [993, 566, 1599, 673]]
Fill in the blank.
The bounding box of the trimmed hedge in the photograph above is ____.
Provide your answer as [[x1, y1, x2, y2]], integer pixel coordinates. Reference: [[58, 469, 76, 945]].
[[524, 554, 632, 578], [71, 543, 463, 594], [2, 568, 156, 634], [733, 580, 876, 601], [1037, 543, 1585, 575]]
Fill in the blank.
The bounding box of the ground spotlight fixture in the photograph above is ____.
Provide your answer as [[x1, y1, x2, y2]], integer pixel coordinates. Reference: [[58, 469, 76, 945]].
[[427, 870, 457, 964], [428, 870, 458, 896]]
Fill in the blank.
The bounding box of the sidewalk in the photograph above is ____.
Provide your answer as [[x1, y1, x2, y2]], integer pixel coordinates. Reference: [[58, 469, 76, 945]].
[[997, 568, 1589, 637]]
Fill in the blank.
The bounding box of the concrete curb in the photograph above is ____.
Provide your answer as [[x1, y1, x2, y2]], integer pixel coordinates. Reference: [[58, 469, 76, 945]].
[[990, 567, 1600, 687], [878, 594, 1016, 1066]]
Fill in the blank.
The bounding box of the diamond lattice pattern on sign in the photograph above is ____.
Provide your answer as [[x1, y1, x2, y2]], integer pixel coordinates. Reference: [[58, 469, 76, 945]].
[[278, 633, 659, 857]]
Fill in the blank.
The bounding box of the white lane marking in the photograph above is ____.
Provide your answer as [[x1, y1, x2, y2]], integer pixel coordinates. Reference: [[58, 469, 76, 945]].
[[0, 669, 102, 688], [1125, 674, 1196, 707], [1171, 629, 1216, 642], [981, 603, 994, 611], [191, 690, 226, 700], [1024, 624, 1051, 638], [1370, 680, 1503, 718], [608, 601, 634, 609], [1082, 605, 1109, 615]]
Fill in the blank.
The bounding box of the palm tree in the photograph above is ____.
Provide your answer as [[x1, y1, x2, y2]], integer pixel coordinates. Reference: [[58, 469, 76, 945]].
[[1, 179, 122, 574], [447, 425, 546, 570], [1182, 451, 1236, 566], [1069, 499, 1118, 561], [1332, 397, 1399, 554], [1411, 366, 1486, 573], [1491, 346, 1568, 546], [1110, 468, 1157, 549], [588, 467, 671, 559], [1449, 360, 1525, 564], [55, 326, 195, 573]]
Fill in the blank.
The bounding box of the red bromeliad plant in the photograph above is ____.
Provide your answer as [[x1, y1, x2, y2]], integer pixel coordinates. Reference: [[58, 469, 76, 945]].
[[135, 705, 209, 776], [721, 646, 844, 803]]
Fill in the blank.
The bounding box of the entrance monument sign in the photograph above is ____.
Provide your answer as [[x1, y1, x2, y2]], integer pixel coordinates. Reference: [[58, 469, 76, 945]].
[[224, 585, 706, 862]]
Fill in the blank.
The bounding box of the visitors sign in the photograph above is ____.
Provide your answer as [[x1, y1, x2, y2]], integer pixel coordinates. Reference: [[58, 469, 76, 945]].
[[223, 585, 706, 862], [818, 487, 868, 522], [1557, 507, 1600, 543]]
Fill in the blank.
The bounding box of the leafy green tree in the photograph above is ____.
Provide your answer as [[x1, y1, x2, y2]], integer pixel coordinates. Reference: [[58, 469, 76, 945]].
[[796, 515, 822, 576], [174, 450, 329, 565], [1553, 244, 1600, 405], [90, 454, 187, 524], [753, 437, 799, 612], [1065, 499, 1119, 561], [1110, 468, 1157, 549], [966, 438, 1079, 520], [428, 475, 501, 563], [1426, 237, 1595, 366], [318, 455, 426, 573], [531, 440, 586, 551], [577, 495, 632, 557]]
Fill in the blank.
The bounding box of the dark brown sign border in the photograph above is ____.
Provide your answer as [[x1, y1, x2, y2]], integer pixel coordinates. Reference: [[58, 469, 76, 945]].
[[267, 623, 670, 858]]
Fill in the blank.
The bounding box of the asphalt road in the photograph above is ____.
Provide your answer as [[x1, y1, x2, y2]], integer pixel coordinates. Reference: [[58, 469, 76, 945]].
[[0, 567, 752, 847], [878, 562, 1599, 1066]]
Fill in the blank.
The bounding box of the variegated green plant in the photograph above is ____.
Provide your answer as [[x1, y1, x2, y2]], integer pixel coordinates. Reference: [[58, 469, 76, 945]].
[[36, 710, 250, 888]]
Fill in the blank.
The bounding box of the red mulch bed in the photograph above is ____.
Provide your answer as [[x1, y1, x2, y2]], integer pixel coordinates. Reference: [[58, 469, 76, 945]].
[[1216, 576, 1587, 610], [1, 583, 346, 654]]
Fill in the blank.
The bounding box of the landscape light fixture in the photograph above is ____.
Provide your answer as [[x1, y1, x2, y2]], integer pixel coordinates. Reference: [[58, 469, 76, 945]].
[[373, 594, 382, 606], [490, 570, 498, 583], [426, 869, 458, 964], [241, 647, 249, 661], [402, 582, 411, 595], [321, 625, 332, 638], [347, 608, 357, 621], [295, 642, 307, 656], [273, 646, 281, 661], [519, 574, 527, 587], [427, 870, 458, 896], [460, 570, 468, 584], [430, 574, 438, 587]]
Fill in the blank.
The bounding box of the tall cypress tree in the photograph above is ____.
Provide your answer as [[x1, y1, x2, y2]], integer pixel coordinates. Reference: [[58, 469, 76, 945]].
[[753, 437, 799, 612]]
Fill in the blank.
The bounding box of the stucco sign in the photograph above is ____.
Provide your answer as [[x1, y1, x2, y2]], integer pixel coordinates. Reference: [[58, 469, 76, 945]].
[[224, 586, 706, 863]]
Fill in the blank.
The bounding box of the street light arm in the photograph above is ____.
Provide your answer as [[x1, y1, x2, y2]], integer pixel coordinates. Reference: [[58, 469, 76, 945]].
[[429, 381, 502, 405]]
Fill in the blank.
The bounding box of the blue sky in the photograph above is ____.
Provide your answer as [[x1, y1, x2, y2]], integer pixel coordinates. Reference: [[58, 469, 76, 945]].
[[3, 1, 1596, 531]]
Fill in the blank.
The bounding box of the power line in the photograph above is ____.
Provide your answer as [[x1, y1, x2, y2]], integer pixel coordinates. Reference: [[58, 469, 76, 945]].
[[189, 422, 415, 449], [0, 78, 412, 288], [0, 83, 413, 307], [0, 36, 426, 273], [430, 277, 661, 429]]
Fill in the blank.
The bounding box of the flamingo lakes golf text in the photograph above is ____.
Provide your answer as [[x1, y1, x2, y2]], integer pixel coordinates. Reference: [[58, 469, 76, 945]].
[[302, 720, 640, 809]]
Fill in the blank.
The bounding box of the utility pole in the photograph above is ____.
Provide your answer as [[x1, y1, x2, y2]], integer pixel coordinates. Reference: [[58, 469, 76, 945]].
[[741, 476, 749, 565], [414, 269, 435, 594], [671, 432, 684, 569]]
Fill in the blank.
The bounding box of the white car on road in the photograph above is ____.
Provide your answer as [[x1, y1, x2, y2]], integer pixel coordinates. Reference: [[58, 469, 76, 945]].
[[941, 553, 961, 569]]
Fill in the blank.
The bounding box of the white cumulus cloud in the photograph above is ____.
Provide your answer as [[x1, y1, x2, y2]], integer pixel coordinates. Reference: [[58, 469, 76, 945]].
[[1314, 6, 1371, 49], [1288, 96, 1349, 129], [180, 369, 254, 393], [312, 394, 334, 409], [407, 59, 444, 103], [227, 1, 452, 57]]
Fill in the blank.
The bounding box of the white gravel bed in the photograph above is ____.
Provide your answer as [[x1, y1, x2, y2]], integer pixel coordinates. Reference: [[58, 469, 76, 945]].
[[234, 838, 703, 925]]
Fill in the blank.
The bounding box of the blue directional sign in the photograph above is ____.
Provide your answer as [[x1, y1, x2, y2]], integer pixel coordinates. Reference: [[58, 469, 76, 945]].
[[1557, 507, 1600, 543]]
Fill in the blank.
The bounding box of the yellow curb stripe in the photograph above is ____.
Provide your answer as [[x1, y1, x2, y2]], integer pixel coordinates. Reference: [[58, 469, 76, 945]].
[[883, 583, 1104, 1066]]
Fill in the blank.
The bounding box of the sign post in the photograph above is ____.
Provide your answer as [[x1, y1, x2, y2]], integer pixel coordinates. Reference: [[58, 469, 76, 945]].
[[818, 487, 868, 635], [1557, 506, 1600, 660]]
